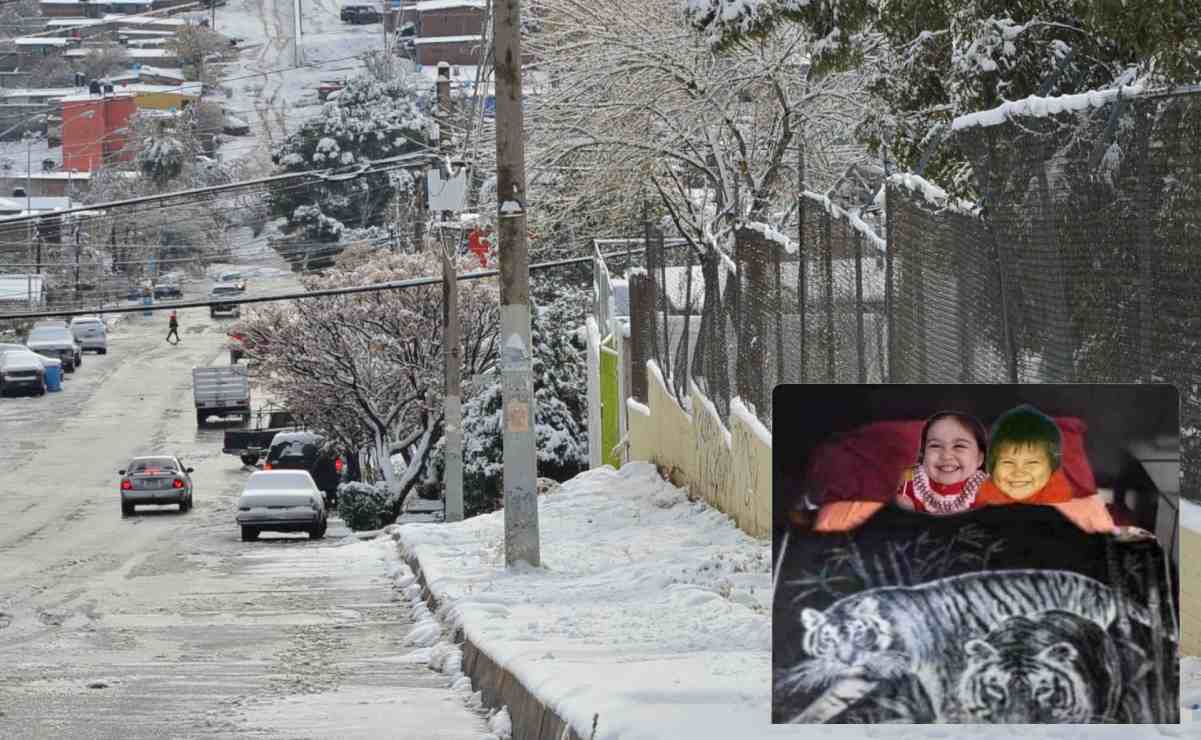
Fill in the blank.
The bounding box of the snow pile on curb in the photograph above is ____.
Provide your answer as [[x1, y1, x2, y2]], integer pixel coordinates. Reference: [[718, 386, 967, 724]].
[[388, 553, 510, 737], [390, 462, 772, 740]]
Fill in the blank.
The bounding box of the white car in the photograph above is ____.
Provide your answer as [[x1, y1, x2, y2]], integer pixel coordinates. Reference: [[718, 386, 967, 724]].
[[0, 346, 47, 396], [236, 469, 327, 541], [69, 316, 108, 354], [25, 325, 81, 372]]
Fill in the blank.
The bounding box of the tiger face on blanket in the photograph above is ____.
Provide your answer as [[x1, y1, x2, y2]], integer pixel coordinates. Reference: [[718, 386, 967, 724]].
[[784, 570, 1147, 722], [953, 610, 1124, 723]]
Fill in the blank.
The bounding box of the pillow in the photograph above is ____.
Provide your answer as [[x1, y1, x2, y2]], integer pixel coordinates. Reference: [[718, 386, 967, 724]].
[[806, 417, 1096, 504]]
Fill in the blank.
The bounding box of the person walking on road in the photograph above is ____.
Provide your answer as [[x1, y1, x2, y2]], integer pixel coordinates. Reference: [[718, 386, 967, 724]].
[[166, 310, 181, 345]]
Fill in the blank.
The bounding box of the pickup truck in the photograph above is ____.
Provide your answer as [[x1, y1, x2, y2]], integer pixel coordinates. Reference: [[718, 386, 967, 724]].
[[222, 406, 299, 465], [193, 365, 250, 427]]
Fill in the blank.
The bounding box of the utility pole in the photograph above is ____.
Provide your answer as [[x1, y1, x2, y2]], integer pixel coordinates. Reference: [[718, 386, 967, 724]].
[[292, 0, 303, 68], [442, 249, 463, 521], [494, 0, 539, 567]]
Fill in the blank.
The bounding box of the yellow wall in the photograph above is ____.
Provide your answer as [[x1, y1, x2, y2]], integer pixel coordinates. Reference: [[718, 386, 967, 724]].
[[1180, 525, 1201, 656], [133, 92, 196, 111], [627, 362, 771, 539]]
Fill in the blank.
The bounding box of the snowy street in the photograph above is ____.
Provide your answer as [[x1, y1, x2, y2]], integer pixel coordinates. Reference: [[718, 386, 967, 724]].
[[0, 266, 486, 737]]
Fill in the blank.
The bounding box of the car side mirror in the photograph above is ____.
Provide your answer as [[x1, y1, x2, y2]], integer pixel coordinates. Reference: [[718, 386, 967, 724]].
[[118, 469, 125, 475], [185, 467, 194, 473]]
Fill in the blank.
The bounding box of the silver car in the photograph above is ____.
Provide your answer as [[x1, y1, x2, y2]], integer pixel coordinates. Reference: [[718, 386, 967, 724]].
[[26, 325, 81, 372], [0, 346, 47, 396], [119, 455, 195, 515], [236, 470, 327, 541], [69, 316, 108, 354]]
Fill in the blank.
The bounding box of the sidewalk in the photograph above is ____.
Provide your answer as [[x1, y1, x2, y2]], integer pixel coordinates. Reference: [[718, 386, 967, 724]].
[[387, 463, 1200, 739]]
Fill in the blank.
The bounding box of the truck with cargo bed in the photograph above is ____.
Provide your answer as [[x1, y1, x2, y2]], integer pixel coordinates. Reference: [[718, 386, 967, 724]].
[[222, 405, 299, 465], [193, 365, 251, 426]]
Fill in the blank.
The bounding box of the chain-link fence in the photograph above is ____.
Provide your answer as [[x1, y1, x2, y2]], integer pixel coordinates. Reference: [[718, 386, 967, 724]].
[[622, 88, 1198, 493]]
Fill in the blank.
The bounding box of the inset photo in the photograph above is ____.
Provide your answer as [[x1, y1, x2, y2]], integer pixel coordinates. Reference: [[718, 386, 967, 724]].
[[772, 384, 1180, 724]]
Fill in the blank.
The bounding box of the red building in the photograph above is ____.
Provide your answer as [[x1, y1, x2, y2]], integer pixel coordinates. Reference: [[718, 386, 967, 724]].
[[62, 93, 137, 172]]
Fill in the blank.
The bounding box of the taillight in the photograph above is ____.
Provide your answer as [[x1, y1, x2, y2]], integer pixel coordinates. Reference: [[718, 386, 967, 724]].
[[172, 479, 184, 489], [121, 479, 131, 490], [263, 463, 272, 470], [335, 457, 343, 473]]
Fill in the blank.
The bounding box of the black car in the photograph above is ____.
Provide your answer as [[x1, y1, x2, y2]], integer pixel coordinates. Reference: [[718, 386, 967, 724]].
[[341, 4, 381, 23], [264, 431, 344, 507]]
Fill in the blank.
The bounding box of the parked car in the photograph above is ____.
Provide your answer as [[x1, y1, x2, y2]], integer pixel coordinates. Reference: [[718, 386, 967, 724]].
[[25, 325, 81, 372], [0, 346, 47, 396], [32, 319, 69, 329], [118, 455, 195, 515], [341, 4, 381, 23], [153, 279, 182, 299], [217, 271, 246, 292], [263, 430, 344, 508], [127, 283, 152, 301], [222, 113, 250, 136], [210, 282, 242, 318], [236, 469, 327, 541], [69, 316, 108, 354]]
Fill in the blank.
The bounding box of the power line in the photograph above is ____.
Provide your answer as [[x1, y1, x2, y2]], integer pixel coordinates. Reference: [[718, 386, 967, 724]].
[[0, 248, 639, 320]]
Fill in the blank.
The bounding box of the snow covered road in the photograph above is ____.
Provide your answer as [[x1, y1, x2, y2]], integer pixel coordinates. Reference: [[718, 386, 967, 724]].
[[0, 269, 487, 737]]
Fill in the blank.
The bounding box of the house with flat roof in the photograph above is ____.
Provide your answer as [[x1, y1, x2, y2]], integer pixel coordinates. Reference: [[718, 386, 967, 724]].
[[0, 274, 47, 306]]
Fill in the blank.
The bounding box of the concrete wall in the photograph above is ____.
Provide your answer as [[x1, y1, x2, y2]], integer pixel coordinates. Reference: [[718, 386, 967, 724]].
[[626, 362, 771, 539], [1181, 521, 1201, 656]]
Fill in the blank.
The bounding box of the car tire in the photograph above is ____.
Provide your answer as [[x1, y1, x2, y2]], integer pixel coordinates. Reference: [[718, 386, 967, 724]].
[[197, 410, 207, 427], [240, 452, 259, 466], [122, 501, 134, 516], [99, 348, 107, 355], [241, 526, 259, 542], [310, 518, 326, 540], [35, 384, 45, 396], [75, 354, 81, 367]]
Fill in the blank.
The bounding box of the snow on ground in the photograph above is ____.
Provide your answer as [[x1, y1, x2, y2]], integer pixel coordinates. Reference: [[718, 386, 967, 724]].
[[197, 0, 385, 168], [381, 461, 1200, 739]]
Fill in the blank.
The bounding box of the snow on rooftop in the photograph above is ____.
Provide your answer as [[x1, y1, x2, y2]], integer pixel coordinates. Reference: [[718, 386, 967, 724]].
[[14, 37, 74, 46], [413, 0, 485, 11], [951, 84, 1146, 131], [413, 35, 483, 45]]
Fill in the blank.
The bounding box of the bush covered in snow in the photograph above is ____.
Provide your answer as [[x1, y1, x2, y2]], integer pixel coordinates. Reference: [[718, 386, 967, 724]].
[[429, 286, 590, 516], [337, 480, 397, 531]]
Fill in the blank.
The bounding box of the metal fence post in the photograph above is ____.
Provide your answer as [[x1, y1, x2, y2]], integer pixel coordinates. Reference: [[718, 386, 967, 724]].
[[822, 211, 834, 382], [884, 184, 895, 382], [628, 271, 656, 404], [854, 225, 865, 383]]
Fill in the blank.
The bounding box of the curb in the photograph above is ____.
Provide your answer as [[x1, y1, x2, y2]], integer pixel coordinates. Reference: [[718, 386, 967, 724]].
[[400, 550, 585, 740]]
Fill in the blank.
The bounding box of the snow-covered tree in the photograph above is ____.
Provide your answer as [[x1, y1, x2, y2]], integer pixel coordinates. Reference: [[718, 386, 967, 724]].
[[269, 67, 431, 242], [683, 0, 1201, 193], [432, 286, 590, 516], [236, 246, 500, 506], [526, 0, 875, 263]]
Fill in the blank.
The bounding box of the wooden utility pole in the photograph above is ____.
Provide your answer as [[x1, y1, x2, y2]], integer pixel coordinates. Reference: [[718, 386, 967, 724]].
[[494, 0, 539, 567], [442, 250, 463, 521]]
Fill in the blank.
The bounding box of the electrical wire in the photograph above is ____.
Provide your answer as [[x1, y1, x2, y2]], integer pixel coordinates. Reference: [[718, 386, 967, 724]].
[[0, 246, 647, 320]]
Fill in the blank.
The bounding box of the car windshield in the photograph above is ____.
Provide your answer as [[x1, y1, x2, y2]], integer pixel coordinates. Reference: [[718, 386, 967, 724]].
[[247, 472, 313, 491], [28, 328, 70, 342], [220, 273, 241, 281], [212, 286, 239, 295], [128, 457, 178, 474]]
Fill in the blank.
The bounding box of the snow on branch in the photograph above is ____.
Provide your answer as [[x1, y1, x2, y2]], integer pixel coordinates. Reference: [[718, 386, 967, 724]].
[[884, 173, 979, 217], [740, 220, 796, 254], [950, 84, 1145, 131], [800, 190, 886, 252]]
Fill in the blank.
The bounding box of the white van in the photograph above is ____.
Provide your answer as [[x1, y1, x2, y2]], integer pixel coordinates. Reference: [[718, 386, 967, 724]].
[[69, 316, 108, 354]]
